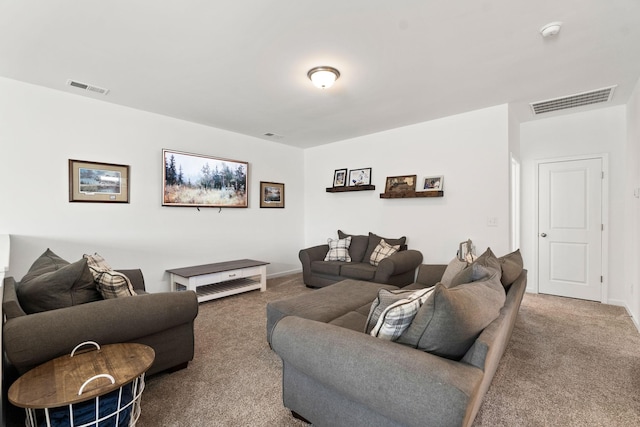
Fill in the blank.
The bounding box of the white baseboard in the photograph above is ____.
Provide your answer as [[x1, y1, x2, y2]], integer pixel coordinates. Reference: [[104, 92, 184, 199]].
[[609, 299, 640, 334], [267, 268, 302, 279]]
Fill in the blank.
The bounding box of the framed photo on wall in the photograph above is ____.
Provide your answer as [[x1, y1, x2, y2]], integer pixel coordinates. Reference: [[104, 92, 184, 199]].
[[423, 175, 444, 191], [260, 181, 285, 208], [348, 167, 372, 186], [384, 174, 417, 194], [69, 159, 130, 203], [333, 169, 347, 187]]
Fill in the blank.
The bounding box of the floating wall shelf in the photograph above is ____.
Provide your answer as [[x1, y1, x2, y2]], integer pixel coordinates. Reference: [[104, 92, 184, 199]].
[[380, 191, 444, 199], [326, 185, 376, 193]]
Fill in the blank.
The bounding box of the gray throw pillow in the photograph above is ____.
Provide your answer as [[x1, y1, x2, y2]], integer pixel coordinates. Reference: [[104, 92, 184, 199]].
[[498, 249, 524, 288], [397, 270, 506, 360], [441, 257, 468, 287], [17, 249, 101, 314], [363, 232, 406, 264], [338, 230, 369, 263], [448, 263, 492, 288]]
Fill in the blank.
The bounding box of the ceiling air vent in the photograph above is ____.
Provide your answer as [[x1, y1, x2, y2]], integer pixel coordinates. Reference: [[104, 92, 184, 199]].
[[263, 132, 283, 139], [66, 79, 110, 95], [530, 85, 616, 115]]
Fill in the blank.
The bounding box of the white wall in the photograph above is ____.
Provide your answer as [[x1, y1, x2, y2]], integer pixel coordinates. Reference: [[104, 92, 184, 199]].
[[520, 106, 627, 303], [626, 76, 640, 327], [0, 77, 305, 292], [303, 104, 512, 264]]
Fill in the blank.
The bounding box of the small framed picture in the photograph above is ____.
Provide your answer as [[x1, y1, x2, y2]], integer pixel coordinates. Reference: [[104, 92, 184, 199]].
[[384, 175, 417, 193], [423, 176, 444, 191], [333, 169, 347, 187], [348, 168, 372, 186], [260, 181, 285, 208], [69, 159, 130, 203]]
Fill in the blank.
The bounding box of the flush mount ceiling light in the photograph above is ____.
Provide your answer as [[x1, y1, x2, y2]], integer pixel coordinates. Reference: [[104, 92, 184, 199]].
[[540, 21, 562, 38], [307, 66, 340, 89]]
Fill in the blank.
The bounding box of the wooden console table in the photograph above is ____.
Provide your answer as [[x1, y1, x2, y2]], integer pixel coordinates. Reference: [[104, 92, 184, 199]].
[[167, 259, 269, 303], [8, 342, 154, 427]]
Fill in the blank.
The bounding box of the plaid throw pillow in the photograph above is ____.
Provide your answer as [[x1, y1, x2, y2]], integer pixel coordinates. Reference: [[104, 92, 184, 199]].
[[366, 287, 434, 341], [369, 239, 400, 266], [83, 253, 136, 299], [324, 236, 352, 262]]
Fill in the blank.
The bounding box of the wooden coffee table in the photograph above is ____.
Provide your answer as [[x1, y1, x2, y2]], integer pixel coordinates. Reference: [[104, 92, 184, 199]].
[[8, 342, 155, 427]]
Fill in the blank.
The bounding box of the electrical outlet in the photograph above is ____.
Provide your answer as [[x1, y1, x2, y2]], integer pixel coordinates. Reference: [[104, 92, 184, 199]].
[[487, 217, 498, 227]]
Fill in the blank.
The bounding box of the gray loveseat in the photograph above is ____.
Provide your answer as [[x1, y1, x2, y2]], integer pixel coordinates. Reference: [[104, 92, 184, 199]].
[[268, 250, 526, 427], [299, 230, 423, 288], [3, 266, 198, 377]]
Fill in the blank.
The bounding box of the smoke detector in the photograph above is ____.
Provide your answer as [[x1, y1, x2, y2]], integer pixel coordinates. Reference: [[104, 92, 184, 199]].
[[66, 79, 110, 95], [540, 22, 562, 38]]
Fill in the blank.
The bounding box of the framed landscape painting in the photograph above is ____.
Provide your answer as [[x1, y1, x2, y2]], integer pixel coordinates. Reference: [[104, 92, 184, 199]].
[[69, 159, 130, 203], [163, 149, 248, 208], [260, 181, 285, 208]]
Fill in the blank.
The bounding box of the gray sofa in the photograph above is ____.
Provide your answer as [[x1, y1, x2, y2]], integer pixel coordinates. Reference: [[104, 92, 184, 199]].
[[268, 251, 526, 427], [299, 230, 423, 288], [3, 268, 199, 377]]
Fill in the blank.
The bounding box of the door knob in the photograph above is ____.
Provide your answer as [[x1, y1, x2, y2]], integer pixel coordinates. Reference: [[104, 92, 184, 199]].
[[540, 233, 547, 237]]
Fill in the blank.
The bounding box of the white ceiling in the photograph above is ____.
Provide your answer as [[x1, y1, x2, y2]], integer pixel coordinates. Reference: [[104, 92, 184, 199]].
[[1, 1, 639, 148]]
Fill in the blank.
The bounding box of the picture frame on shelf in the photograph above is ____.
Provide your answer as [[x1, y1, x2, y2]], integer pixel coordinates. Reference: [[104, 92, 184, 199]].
[[348, 167, 372, 186], [162, 149, 248, 208], [384, 174, 417, 194], [423, 175, 444, 191], [260, 181, 285, 208], [333, 169, 347, 187], [69, 159, 130, 203]]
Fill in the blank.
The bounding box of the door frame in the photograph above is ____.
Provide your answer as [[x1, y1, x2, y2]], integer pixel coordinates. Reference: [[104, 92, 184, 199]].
[[533, 153, 609, 303]]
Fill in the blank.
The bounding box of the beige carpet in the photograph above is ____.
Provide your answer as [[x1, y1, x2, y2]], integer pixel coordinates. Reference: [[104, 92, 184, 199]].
[[135, 274, 640, 426]]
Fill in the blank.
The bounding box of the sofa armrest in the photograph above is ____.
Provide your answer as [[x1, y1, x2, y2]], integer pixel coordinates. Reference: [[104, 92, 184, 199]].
[[2, 276, 26, 319], [3, 290, 198, 374], [373, 249, 423, 283], [299, 244, 329, 283], [272, 316, 482, 427]]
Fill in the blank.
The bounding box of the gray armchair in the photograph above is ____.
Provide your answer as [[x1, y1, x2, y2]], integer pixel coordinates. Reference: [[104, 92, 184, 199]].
[[2, 269, 198, 376]]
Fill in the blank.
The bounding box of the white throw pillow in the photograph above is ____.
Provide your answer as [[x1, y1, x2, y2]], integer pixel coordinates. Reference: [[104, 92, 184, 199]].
[[324, 236, 352, 262], [369, 239, 400, 266], [366, 287, 434, 341]]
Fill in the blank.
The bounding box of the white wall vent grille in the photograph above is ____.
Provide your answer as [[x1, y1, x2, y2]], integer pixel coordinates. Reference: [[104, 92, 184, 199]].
[[263, 132, 283, 139], [530, 85, 616, 115], [66, 79, 110, 95]]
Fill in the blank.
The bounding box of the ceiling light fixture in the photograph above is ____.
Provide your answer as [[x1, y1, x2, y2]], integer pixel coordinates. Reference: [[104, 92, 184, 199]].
[[540, 21, 562, 38], [307, 66, 340, 89]]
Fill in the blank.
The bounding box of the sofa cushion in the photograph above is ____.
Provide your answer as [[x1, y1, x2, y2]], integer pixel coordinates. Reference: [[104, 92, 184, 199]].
[[329, 311, 369, 332], [441, 257, 467, 286], [369, 239, 400, 266], [311, 260, 346, 276], [367, 288, 434, 340], [324, 236, 352, 262], [397, 270, 506, 360], [449, 263, 492, 288], [84, 253, 136, 298], [340, 263, 377, 281], [338, 230, 369, 263], [17, 249, 101, 314], [363, 233, 407, 264], [498, 249, 524, 288]]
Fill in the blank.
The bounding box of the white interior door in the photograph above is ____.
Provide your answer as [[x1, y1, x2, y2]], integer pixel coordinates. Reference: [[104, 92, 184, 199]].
[[538, 158, 603, 301]]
